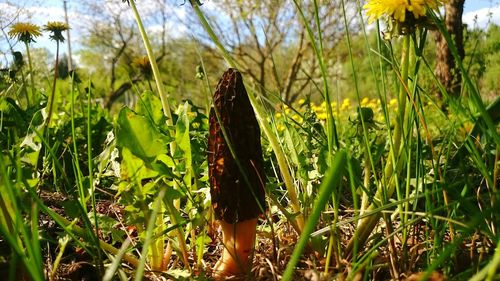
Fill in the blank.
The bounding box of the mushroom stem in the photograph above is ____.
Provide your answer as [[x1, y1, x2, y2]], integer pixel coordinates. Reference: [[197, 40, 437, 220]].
[[214, 218, 258, 278]]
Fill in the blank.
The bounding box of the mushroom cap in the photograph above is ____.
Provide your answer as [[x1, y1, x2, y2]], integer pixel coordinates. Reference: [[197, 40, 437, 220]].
[[208, 68, 266, 223]]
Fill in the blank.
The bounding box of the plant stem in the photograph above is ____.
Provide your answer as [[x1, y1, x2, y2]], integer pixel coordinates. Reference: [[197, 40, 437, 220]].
[[46, 41, 59, 127], [128, 1, 191, 270], [49, 211, 140, 268], [50, 236, 69, 281], [24, 42, 35, 107], [213, 219, 258, 279], [345, 34, 412, 257], [282, 150, 346, 281], [293, 0, 339, 155], [128, 0, 172, 126]]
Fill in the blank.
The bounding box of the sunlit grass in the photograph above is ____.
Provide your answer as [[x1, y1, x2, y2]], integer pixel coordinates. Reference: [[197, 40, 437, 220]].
[[0, 0, 498, 280]]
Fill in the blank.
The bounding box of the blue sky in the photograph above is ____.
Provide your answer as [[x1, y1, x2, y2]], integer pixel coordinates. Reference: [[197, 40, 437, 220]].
[[464, 0, 499, 11], [462, 0, 500, 28]]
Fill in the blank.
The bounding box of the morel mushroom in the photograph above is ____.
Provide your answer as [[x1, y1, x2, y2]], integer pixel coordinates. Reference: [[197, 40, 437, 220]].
[[208, 68, 266, 278]]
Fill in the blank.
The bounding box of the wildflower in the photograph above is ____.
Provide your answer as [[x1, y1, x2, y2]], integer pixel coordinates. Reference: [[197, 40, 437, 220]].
[[364, 0, 443, 23], [292, 114, 303, 124], [364, 0, 445, 37], [361, 97, 370, 106], [133, 56, 152, 79], [317, 112, 327, 120], [297, 98, 305, 105], [341, 98, 351, 111], [45, 21, 70, 42], [367, 100, 378, 110], [8, 22, 42, 44]]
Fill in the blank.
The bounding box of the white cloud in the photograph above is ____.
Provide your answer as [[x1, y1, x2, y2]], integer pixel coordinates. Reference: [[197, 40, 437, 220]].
[[463, 5, 500, 29], [147, 22, 188, 39], [0, 3, 85, 26]]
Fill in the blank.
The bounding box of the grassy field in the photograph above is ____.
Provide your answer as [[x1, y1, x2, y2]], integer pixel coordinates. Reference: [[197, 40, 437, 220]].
[[0, 1, 499, 280]]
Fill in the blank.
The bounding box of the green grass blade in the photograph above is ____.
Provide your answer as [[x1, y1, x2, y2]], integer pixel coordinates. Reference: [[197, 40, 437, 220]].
[[282, 150, 347, 281], [292, 0, 338, 153]]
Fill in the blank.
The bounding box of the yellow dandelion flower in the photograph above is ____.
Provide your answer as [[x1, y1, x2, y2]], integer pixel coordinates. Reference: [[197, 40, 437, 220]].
[[277, 124, 285, 132], [45, 21, 70, 42], [292, 115, 303, 123], [317, 112, 327, 120], [8, 22, 42, 43], [275, 112, 282, 119], [133, 56, 149, 67], [133, 56, 152, 79], [364, 0, 444, 23], [361, 97, 370, 106], [341, 98, 351, 110], [341, 103, 351, 111], [297, 98, 305, 105], [367, 102, 378, 109]]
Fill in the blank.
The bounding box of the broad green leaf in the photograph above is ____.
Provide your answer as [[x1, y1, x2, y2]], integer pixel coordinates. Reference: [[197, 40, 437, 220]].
[[283, 125, 308, 184], [62, 200, 81, 219], [116, 107, 169, 162], [150, 154, 175, 177], [120, 147, 158, 184], [165, 188, 184, 202], [283, 126, 300, 167], [135, 91, 165, 126]]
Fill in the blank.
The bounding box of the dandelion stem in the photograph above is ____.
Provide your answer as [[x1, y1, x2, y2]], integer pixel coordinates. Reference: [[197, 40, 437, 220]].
[[46, 41, 59, 127], [345, 34, 411, 257], [24, 42, 34, 107], [128, 0, 190, 270], [128, 0, 173, 126]]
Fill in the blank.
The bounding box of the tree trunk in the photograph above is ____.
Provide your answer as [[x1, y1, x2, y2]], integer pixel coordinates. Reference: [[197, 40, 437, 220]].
[[435, 0, 465, 99]]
